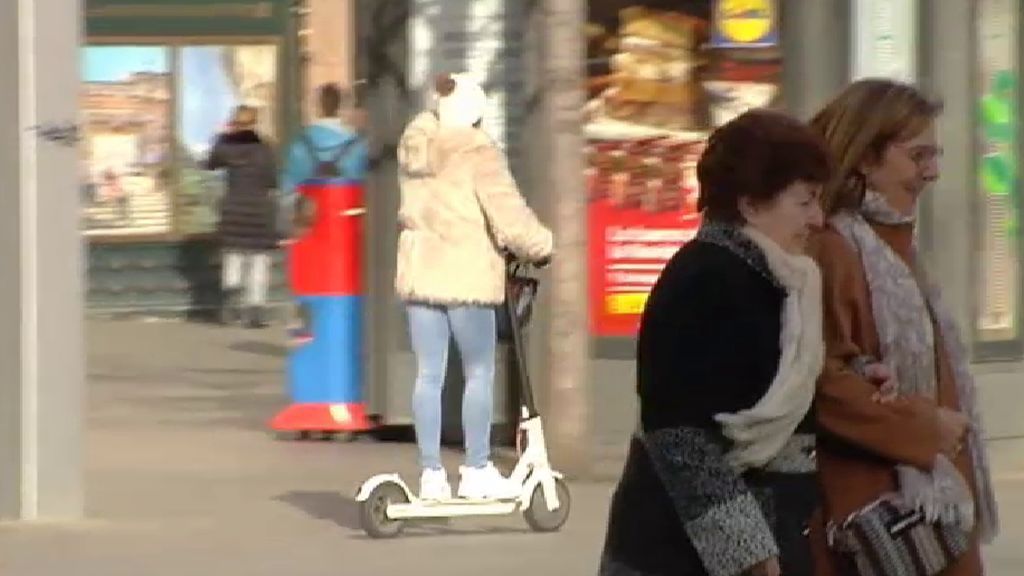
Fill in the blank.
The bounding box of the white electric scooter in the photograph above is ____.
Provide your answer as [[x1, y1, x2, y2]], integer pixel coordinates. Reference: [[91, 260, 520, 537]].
[[355, 257, 571, 538]]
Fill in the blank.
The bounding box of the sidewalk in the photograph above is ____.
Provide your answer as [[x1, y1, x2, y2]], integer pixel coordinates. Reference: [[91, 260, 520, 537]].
[[0, 319, 1021, 575]]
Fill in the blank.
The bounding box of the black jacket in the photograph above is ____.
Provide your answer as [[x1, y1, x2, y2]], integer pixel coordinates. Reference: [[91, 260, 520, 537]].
[[599, 223, 818, 576], [207, 130, 279, 250]]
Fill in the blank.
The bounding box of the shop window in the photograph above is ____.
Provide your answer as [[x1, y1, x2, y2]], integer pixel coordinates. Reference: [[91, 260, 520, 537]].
[[176, 44, 279, 236], [81, 43, 279, 239], [81, 46, 174, 236], [975, 0, 1022, 357]]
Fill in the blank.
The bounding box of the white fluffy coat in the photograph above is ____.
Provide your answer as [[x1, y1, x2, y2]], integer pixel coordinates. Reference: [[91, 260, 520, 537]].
[[395, 112, 553, 305]]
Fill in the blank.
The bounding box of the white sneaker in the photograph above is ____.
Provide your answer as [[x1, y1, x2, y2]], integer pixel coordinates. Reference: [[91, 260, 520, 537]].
[[457, 462, 519, 500], [418, 468, 452, 501]]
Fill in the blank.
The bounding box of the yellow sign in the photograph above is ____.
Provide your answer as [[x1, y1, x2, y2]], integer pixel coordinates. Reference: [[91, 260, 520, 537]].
[[605, 293, 649, 316], [716, 0, 775, 44]]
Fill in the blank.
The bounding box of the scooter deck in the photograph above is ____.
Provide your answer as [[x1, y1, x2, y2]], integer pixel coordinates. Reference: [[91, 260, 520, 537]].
[[387, 498, 521, 519], [413, 495, 520, 505]]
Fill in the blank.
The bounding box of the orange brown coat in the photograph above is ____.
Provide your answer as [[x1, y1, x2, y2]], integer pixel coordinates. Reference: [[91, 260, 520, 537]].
[[807, 222, 983, 576]]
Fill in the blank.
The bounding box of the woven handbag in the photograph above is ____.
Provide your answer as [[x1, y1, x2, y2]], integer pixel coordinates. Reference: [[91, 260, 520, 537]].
[[827, 494, 970, 576]]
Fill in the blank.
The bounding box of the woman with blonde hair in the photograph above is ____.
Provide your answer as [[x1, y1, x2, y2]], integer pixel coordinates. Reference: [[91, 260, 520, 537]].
[[807, 78, 998, 576]]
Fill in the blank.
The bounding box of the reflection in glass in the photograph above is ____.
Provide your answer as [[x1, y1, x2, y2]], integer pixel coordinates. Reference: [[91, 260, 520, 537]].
[[81, 46, 173, 235], [177, 45, 279, 236], [976, 0, 1020, 346]]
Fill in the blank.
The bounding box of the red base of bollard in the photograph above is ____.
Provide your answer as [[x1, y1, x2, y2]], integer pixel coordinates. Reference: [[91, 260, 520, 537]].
[[269, 403, 374, 433]]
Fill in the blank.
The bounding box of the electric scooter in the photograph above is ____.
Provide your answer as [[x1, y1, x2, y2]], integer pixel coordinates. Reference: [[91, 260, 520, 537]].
[[355, 257, 571, 538]]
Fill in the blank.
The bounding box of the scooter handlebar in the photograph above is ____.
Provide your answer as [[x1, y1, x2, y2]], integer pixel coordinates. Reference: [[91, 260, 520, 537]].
[[503, 251, 551, 269]]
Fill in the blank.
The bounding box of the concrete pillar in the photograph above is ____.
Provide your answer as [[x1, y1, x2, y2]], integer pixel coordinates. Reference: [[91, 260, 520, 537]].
[[919, 1, 975, 333], [0, 0, 85, 520], [781, 0, 850, 119], [358, 0, 416, 424]]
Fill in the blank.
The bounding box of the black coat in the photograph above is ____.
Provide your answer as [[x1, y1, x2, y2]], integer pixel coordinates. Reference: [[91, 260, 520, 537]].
[[207, 130, 279, 250], [599, 223, 818, 576]]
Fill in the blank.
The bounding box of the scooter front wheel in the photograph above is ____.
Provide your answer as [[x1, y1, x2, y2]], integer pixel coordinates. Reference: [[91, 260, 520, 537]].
[[523, 477, 571, 532], [360, 481, 409, 538]]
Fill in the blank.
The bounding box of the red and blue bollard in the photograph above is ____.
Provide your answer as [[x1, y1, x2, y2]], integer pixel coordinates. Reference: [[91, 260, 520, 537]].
[[269, 179, 374, 436]]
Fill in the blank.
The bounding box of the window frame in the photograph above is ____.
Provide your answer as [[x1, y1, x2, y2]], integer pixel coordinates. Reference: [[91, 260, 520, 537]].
[[971, 0, 1024, 362]]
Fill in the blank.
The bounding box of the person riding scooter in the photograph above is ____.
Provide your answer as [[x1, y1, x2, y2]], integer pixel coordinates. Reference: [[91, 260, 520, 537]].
[[395, 72, 554, 501]]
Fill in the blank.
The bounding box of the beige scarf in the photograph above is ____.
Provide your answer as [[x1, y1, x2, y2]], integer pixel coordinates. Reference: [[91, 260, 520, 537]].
[[714, 226, 825, 471]]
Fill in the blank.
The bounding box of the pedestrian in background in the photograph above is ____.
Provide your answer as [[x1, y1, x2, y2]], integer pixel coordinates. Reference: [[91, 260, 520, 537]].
[[395, 73, 553, 502], [281, 83, 368, 235], [207, 104, 278, 328]]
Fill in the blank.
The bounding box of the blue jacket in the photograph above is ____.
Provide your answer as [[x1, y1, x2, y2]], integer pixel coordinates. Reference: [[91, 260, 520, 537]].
[[280, 119, 368, 196]]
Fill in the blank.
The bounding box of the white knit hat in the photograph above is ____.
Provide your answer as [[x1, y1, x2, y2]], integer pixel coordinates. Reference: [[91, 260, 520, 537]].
[[436, 73, 488, 128]]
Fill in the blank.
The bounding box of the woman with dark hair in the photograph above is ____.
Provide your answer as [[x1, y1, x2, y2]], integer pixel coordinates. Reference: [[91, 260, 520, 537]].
[[599, 109, 831, 576]]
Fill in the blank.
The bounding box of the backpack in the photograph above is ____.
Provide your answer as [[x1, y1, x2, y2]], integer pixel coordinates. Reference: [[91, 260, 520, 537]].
[[288, 131, 360, 236], [301, 131, 359, 179]]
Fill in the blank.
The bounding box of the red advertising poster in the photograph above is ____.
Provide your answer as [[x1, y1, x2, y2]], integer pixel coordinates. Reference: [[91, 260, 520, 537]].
[[585, 0, 782, 336], [586, 138, 704, 336]]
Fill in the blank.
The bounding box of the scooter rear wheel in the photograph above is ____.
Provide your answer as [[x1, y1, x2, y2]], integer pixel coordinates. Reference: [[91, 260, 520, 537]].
[[523, 477, 571, 532], [360, 481, 409, 538]]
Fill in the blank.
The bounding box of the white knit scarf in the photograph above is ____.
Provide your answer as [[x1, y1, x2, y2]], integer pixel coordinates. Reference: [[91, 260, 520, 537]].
[[831, 191, 999, 542], [714, 226, 825, 471]]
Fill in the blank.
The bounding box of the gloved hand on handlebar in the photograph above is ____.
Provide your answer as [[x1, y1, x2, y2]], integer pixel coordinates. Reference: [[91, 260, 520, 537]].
[[502, 250, 551, 268]]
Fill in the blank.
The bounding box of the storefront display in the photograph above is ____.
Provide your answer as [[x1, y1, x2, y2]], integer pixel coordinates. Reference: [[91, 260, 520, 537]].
[[81, 43, 280, 238], [82, 46, 174, 236], [850, 0, 917, 82], [82, 0, 293, 314], [976, 0, 1020, 346], [585, 0, 781, 336]]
